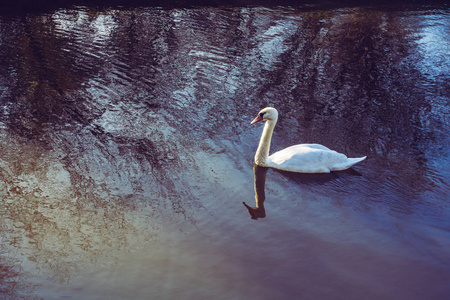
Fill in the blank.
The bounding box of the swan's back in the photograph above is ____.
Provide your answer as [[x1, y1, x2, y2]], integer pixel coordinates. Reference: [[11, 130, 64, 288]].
[[267, 144, 361, 173]]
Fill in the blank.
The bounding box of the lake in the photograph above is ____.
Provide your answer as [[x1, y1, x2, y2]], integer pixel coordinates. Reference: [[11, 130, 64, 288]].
[[0, 1, 449, 299]]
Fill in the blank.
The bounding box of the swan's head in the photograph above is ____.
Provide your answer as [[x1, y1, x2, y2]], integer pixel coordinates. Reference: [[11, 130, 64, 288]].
[[251, 107, 278, 124]]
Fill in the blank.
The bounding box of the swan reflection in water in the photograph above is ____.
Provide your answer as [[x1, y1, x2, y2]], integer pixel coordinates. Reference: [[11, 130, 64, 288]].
[[243, 164, 365, 220], [243, 164, 269, 220]]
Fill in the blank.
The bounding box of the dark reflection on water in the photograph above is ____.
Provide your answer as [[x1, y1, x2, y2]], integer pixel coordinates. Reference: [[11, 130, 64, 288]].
[[0, 2, 450, 299], [243, 164, 268, 219], [244, 165, 365, 219]]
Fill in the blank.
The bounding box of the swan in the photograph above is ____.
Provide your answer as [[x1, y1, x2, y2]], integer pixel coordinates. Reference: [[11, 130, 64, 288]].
[[251, 107, 366, 173]]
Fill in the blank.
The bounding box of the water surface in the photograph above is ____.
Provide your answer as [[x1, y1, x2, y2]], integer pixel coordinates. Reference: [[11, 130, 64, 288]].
[[0, 1, 449, 299]]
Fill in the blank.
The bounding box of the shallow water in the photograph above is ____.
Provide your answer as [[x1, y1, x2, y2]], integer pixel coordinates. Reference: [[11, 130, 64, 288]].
[[0, 1, 449, 299]]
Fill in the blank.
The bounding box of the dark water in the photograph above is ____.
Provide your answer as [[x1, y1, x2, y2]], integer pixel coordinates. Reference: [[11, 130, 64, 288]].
[[0, 1, 449, 299]]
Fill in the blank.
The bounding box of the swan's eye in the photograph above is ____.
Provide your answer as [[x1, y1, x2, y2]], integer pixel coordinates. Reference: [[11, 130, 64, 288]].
[[259, 112, 266, 118]]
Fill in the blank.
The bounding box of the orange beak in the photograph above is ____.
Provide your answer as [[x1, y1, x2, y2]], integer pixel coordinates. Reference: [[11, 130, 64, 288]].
[[251, 115, 263, 124]]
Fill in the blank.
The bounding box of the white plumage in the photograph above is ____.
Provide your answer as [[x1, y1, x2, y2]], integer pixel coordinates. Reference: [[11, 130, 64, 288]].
[[251, 107, 366, 173]]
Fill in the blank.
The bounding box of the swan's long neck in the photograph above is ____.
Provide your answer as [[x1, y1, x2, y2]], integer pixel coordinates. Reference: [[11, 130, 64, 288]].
[[255, 119, 276, 166]]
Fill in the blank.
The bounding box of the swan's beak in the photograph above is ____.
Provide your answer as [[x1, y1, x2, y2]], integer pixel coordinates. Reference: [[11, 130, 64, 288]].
[[251, 115, 263, 124]]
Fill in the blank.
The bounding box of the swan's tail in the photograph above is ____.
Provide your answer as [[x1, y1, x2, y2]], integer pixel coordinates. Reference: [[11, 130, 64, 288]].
[[330, 156, 367, 171]]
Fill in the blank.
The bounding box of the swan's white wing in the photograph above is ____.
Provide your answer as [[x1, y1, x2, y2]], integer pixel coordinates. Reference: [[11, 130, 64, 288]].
[[296, 144, 332, 151], [267, 144, 348, 173]]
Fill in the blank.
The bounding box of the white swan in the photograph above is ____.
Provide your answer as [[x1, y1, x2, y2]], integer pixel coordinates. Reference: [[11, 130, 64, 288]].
[[251, 107, 366, 173]]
